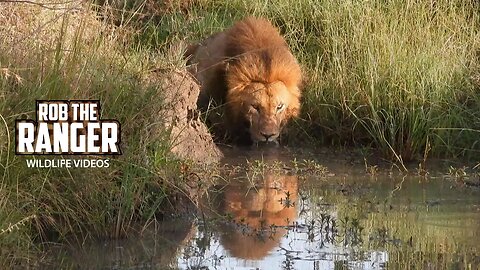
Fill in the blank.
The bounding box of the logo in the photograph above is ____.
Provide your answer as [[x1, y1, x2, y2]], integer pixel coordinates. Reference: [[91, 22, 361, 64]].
[[15, 100, 121, 155]]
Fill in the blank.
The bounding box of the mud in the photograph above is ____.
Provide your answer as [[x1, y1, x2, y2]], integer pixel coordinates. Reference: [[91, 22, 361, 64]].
[[160, 70, 222, 163]]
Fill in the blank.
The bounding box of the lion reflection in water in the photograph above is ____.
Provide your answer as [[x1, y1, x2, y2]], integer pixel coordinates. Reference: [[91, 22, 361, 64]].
[[216, 174, 298, 260]]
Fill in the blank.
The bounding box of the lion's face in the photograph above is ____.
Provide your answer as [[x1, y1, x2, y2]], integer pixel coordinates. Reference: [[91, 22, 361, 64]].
[[227, 81, 300, 143], [218, 174, 298, 259]]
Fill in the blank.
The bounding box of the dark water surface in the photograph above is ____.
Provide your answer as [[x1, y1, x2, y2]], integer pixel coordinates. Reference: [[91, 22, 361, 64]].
[[50, 147, 480, 269]]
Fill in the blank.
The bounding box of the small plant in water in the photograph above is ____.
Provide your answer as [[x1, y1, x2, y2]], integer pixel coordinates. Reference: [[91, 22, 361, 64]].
[[364, 158, 379, 176], [416, 163, 429, 177], [447, 166, 468, 180], [292, 159, 329, 176], [280, 190, 295, 208]]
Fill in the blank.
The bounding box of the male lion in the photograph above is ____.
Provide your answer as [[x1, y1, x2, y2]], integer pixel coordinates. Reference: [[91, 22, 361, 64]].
[[186, 17, 302, 144], [215, 174, 298, 259]]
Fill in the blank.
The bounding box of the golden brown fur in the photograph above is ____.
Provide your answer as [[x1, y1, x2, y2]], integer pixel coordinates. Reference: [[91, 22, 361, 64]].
[[218, 174, 298, 259], [186, 17, 302, 144]]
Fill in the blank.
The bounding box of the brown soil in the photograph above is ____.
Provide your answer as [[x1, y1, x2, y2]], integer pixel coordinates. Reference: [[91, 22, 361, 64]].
[[160, 70, 223, 163]]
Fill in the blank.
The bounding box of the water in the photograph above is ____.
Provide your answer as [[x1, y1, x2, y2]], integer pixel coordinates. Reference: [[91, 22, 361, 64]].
[[50, 147, 480, 269]]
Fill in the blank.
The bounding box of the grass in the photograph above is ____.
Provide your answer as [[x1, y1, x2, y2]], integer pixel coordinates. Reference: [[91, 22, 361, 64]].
[[0, 0, 479, 267]]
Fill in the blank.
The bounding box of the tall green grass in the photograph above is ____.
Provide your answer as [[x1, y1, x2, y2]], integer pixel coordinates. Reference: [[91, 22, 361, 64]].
[[296, 0, 480, 161]]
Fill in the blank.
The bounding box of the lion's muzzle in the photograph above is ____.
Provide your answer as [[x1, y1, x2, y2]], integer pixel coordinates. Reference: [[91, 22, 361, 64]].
[[251, 117, 280, 143]]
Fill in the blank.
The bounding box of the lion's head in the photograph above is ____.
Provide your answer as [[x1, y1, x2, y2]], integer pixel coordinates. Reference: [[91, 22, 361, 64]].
[[218, 174, 298, 259], [223, 18, 302, 144], [226, 80, 301, 143]]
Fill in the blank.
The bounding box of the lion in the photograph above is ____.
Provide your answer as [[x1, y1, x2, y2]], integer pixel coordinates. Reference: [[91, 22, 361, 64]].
[[186, 17, 302, 144], [215, 174, 298, 259]]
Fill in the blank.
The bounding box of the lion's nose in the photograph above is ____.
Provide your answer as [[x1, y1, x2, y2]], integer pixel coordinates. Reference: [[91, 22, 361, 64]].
[[261, 132, 278, 141]]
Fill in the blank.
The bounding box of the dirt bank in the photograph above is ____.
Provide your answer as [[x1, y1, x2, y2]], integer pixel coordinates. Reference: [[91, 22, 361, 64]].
[[160, 70, 223, 163]]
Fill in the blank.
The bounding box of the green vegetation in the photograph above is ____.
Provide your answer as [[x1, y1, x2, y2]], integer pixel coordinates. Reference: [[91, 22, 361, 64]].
[[0, 0, 479, 267]]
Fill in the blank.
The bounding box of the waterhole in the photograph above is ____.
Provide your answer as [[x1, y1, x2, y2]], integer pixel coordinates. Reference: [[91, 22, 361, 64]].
[[49, 147, 480, 269]]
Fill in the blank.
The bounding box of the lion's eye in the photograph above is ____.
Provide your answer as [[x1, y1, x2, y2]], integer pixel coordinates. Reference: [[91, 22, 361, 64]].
[[251, 104, 260, 111], [276, 103, 285, 112]]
